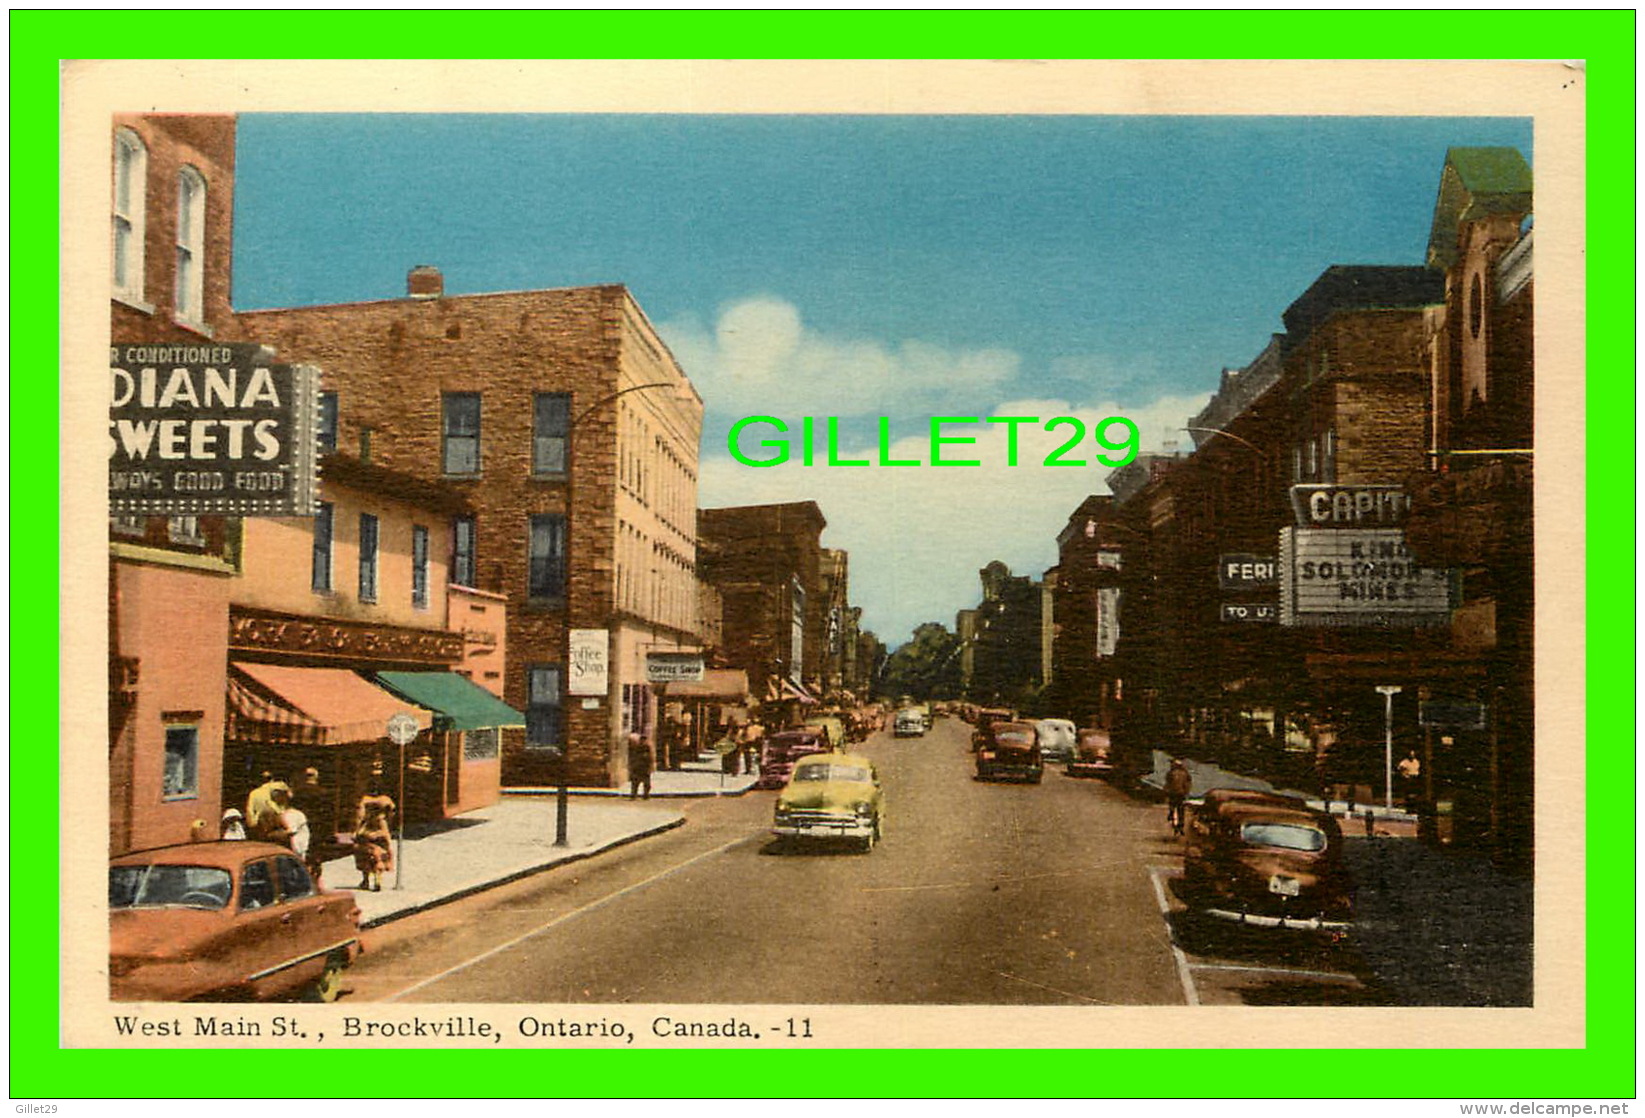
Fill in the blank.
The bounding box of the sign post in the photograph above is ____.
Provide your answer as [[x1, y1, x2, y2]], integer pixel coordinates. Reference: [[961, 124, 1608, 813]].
[[386, 712, 420, 889], [1374, 686, 1402, 812]]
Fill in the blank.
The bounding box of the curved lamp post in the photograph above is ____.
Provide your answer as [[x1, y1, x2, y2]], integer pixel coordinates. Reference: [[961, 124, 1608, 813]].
[[552, 381, 681, 846]]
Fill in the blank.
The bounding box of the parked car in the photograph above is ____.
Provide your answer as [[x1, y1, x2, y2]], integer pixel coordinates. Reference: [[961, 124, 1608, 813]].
[[1034, 718, 1078, 763], [1181, 795, 1352, 934], [893, 707, 928, 737], [756, 728, 830, 789], [771, 752, 884, 852], [803, 714, 847, 750], [974, 720, 1044, 783], [1066, 727, 1115, 777], [109, 840, 364, 1002]]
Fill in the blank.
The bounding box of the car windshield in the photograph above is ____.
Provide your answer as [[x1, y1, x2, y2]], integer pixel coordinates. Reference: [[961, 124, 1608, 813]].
[[993, 729, 1034, 746], [792, 764, 872, 783], [110, 864, 234, 909], [1240, 822, 1327, 852]]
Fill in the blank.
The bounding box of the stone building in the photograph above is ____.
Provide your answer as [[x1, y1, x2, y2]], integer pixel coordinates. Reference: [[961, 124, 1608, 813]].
[[239, 272, 706, 788], [697, 501, 827, 710]]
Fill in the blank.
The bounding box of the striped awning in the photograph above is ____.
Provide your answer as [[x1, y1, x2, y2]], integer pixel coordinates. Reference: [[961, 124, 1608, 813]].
[[228, 662, 434, 746]]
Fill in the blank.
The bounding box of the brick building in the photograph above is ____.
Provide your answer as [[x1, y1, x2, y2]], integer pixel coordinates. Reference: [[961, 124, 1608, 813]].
[[108, 114, 241, 853], [1045, 495, 1128, 729], [240, 273, 705, 788], [963, 561, 1045, 708], [697, 502, 827, 711], [1404, 147, 1535, 867]]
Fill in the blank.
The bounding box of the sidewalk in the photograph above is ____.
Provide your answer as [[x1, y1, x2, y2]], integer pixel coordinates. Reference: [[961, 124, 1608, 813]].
[[1141, 748, 1531, 1006], [323, 769, 758, 928]]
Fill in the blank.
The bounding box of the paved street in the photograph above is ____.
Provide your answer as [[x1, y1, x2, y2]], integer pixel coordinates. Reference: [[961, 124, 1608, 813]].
[[343, 717, 1373, 1006]]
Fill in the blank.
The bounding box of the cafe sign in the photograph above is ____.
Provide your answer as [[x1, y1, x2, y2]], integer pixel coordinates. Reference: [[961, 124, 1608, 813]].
[[568, 629, 610, 696], [110, 343, 321, 516], [1279, 528, 1451, 627], [646, 653, 706, 684]]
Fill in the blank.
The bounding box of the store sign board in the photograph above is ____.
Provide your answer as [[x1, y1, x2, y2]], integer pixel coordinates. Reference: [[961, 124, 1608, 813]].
[[1419, 701, 1487, 729], [1221, 602, 1278, 623], [1279, 528, 1451, 627], [1218, 554, 1277, 590], [1095, 587, 1121, 657], [110, 343, 321, 516], [646, 653, 706, 684], [569, 629, 610, 696]]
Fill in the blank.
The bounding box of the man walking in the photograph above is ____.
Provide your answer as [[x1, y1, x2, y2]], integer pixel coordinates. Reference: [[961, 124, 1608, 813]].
[[627, 733, 654, 800]]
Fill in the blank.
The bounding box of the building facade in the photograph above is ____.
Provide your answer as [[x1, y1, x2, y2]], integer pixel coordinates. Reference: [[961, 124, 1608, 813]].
[[240, 271, 705, 788]]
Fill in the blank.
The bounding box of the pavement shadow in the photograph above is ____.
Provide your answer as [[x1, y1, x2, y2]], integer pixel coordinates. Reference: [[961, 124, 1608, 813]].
[[759, 838, 870, 857], [1234, 978, 1391, 1007], [1166, 909, 1356, 973], [401, 816, 488, 841]]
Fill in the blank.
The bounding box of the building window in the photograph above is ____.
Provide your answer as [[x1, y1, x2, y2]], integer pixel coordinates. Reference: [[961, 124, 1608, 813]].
[[167, 516, 204, 546], [358, 513, 379, 603], [1323, 428, 1337, 482], [312, 502, 334, 592], [1306, 438, 1319, 480], [528, 514, 566, 601], [412, 524, 430, 609], [533, 392, 571, 475], [162, 724, 198, 799], [463, 728, 500, 761], [526, 665, 563, 749], [175, 165, 206, 324], [112, 128, 147, 303], [452, 516, 476, 588], [442, 393, 481, 475], [111, 514, 147, 537], [317, 392, 338, 454]]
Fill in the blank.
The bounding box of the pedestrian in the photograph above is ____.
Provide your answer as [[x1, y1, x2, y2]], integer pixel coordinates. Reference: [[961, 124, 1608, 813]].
[[739, 719, 764, 777], [352, 788, 395, 892], [245, 778, 292, 844], [292, 766, 337, 880], [627, 732, 653, 800], [1164, 758, 1193, 836], [1396, 749, 1422, 809], [219, 808, 247, 840], [283, 802, 310, 862]]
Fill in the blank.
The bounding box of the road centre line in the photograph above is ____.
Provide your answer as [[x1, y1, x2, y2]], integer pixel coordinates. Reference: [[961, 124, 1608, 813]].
[[1146, 864, 1201, 1007], [994, 970, 1113, 1005], [385, 833, 756, 1002], [1188, 962, 1360, 983]]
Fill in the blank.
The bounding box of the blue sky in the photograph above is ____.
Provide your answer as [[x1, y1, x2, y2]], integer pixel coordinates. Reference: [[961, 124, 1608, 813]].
[[232, 113, 1532, 645]]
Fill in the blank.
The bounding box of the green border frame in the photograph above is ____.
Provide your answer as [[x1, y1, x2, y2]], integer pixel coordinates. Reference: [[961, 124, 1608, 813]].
[[16, 11, 1635, 1100]]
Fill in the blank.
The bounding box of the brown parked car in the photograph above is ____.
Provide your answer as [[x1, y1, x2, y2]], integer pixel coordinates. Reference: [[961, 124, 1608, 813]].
[[1182, 793, 1352, 933], [974, 720, 1044, 783], [109, 840, 364, 1002], [1066, 727, 1115, 777]]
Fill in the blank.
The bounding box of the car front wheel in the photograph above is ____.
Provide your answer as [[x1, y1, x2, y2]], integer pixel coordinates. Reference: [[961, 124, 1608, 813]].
[[303, 953, 347, 1003]]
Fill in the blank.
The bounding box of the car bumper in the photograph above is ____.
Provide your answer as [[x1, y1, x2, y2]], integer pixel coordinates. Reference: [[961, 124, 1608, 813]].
[[1066, 761, 1113, 777], [773, 818, 875, 839], [977, 764, 1042, 780], [1202, 907, 1351, 933]]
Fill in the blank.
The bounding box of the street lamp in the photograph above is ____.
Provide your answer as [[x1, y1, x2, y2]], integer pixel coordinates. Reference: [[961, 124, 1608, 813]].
[[553, 380, 682, 847], [1375, 685, 1403, 811], [1181, 426, 1264, 455]]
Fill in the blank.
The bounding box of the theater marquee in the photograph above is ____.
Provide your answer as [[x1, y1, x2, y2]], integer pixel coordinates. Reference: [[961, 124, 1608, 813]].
[[1279, 528, 1453, 627], [110, 343, 321, 516]]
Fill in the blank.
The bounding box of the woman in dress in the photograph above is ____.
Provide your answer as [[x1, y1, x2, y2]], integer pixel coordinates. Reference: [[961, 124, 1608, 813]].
[[352, 789, 395, 892]]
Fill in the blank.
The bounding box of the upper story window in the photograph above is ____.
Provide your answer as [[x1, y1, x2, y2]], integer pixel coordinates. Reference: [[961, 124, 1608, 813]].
[[528, 514, 566, 601], [452, 516, 477, 588], [358, 513, 379, 604], [162, 724, 199, 800], [442, 393, 481, 475], [412, 524, 430, 610], [175, 165, 207, 325], [167, 515, 204, 547], [312, 502, 334, 593], [317, 392, 339, 455], [112, 129, 147, 304], [533, 393, 570, 476]]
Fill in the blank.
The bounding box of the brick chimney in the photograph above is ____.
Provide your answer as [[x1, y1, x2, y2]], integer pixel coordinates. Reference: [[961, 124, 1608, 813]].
[[407, 265, 444, 299]]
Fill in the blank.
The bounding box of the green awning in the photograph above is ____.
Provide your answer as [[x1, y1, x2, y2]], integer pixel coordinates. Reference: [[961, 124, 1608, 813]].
[[374, 672, 525, 731]]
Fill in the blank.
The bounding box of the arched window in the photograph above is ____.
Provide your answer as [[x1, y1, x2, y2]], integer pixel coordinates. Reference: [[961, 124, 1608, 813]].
[[112, 129, 147, 302], [175, 165, 207, 323]]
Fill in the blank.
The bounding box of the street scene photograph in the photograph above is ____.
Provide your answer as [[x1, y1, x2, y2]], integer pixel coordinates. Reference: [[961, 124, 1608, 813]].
[[74, 58, 1584, 1045]]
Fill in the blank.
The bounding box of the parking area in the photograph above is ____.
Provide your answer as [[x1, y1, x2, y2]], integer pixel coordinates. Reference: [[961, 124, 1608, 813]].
[[1147, 864, 1382, 1007]]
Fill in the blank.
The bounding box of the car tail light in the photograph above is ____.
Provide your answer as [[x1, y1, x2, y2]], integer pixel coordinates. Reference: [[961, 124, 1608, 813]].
[[980, 750, 995, 760]]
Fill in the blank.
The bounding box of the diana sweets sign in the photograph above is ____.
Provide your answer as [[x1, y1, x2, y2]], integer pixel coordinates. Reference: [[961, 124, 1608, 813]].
[[110, 343, 322, 516]]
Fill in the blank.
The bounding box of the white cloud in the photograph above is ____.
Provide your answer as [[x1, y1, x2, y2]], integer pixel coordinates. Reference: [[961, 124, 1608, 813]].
[[660, 296, 1020, 419], [699, 390, 1211, 647]]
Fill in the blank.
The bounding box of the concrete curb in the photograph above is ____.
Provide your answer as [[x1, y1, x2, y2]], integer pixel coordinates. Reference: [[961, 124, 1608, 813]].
[[357, 816, 686, 930], [501, 784, 758, 800]]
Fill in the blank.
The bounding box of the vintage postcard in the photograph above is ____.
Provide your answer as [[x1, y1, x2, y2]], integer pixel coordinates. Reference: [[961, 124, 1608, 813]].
[[61, 56, 1588, 1060]]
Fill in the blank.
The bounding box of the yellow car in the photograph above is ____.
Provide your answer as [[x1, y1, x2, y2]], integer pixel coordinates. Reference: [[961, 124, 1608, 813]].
[[772, 752, 884, 852]]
